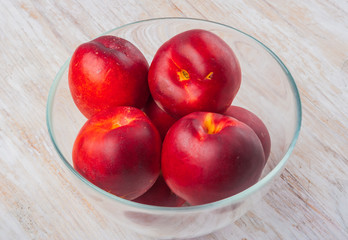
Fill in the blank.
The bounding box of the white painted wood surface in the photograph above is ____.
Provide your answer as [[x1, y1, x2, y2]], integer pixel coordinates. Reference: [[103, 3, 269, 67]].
[[1, 0, 347, 239]]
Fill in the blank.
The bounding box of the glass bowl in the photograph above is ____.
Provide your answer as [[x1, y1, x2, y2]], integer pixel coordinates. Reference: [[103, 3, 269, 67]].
[[46, 17, 301, 239]]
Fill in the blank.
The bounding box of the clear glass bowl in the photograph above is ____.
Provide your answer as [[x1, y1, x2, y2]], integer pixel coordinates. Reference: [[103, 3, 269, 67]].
[[46, 17, 302, 239]]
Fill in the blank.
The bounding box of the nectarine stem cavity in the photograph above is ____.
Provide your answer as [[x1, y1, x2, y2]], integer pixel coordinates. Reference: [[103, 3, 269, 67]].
[[177, 69, 190, 81], [205, 72, 214, 80], [203, 113, 223, 134]]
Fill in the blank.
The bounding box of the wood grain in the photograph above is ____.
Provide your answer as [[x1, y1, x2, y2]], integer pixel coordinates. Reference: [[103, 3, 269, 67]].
[[0, 0, 347, 239]]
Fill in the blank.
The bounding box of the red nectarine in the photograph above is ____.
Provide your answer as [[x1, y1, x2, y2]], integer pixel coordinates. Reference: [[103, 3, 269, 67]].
[[72, 106, 161, 200], [148, 29, 241, 118], [161, 112, 265, 205], [69, 35, 150, 118]]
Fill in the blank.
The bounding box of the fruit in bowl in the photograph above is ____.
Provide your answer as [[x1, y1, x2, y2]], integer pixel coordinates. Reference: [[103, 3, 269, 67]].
[[68, 35, 150, 119], [47, 18, 301, 240], [161, 112, 265, 205], [148, 29, 242, 118], [72, 106, 161, 200]]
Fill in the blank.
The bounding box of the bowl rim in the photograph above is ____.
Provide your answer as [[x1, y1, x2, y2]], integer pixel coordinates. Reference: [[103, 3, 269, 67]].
[[46, 17, 302, 213]]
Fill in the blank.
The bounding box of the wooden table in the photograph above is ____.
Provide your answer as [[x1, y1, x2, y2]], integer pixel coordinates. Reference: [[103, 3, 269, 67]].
[[1, 1, 347, 239]]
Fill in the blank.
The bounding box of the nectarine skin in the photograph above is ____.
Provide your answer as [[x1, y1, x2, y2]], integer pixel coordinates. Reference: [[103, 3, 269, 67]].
[[72, 106, 161, 200], [69, 35, 150, 119], [224, 106, 271, 161], [161, 112, 265, 205], [148, 29, 241, 118]]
